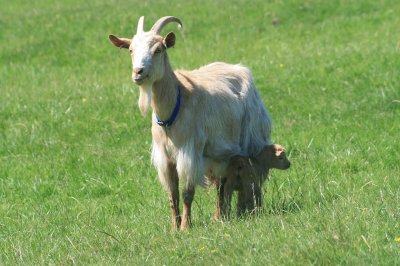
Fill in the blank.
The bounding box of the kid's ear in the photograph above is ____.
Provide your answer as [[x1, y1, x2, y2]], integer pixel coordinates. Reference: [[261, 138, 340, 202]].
[[108, 34, 131, 49], [273, 144, 285, 156], [163, 32, 176, 48]]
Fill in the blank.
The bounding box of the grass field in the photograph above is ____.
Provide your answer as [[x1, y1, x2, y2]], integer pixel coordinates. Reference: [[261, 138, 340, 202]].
[[1, 0, 399, 264]]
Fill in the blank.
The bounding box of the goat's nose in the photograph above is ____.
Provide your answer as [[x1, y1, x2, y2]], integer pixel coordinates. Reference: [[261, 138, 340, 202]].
[[133, 67, 143, 75]]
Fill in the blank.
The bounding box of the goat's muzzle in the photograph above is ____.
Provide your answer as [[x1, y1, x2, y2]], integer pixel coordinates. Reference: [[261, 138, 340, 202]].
[[132, 73, 148, 85]]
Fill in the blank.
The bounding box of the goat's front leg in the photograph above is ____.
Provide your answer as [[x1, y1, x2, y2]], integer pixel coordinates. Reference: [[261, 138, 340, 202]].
[[238, 181, 262, 217], [181, 186, 195, 230], [162, 163, 181, 231], [248, 182, 262, 215]]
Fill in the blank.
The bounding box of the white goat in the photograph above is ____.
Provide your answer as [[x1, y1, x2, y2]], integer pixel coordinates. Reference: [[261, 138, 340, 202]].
[[109, 16, 272, 230]]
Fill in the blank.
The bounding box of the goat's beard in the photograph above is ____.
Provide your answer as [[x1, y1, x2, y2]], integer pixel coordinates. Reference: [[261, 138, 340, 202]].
[[138, 84, 152, 116]]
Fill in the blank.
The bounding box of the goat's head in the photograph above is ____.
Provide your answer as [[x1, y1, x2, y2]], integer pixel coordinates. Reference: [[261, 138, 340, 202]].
[[109, 16, 182, 85], [259, 144, 291, 170]]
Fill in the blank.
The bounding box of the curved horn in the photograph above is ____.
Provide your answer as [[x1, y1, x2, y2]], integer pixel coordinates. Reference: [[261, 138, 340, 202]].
[[137, 16, 144, 34], [150, 16, 182, 34]]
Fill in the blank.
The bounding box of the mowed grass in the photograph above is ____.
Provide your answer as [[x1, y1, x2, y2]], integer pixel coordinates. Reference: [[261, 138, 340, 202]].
[[1, 0, 399, 264]]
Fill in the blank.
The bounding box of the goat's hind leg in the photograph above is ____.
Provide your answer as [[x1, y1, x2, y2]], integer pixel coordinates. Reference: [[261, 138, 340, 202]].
[[215, 178, 227, 220], [221, 178, 234, 219]]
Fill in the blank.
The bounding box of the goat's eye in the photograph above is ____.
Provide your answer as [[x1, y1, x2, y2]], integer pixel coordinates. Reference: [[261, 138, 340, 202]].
[[129, 49, 134, 54], [154, 48, 162, 54]]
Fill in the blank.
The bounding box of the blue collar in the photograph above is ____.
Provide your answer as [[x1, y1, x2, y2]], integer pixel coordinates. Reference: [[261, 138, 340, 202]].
[[156, 86, 181, 127]]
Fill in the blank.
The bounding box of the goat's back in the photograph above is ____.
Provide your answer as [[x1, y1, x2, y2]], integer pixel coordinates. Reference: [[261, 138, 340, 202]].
[[177, 62, 271, 158]]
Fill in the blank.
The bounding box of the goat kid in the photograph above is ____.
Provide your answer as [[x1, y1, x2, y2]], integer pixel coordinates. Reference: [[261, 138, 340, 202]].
[[221, 144, 290, 218]]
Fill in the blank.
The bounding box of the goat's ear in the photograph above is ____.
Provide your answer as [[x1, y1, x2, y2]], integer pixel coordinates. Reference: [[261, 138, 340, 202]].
[[108, 34, 131, 49], [163, 32, 176, 48], [273, 144, 285, 157]]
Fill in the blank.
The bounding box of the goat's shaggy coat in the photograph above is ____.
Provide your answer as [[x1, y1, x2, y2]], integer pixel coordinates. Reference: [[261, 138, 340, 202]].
[[109, 16, 272, 230]]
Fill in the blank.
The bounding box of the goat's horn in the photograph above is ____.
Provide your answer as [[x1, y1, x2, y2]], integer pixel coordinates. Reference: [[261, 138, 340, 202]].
[[151, 16, 182, 34], [137, 16, 145, 34]]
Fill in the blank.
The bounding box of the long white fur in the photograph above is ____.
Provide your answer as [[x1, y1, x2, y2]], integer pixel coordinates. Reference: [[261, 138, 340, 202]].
[[151, 62, 272, 189]]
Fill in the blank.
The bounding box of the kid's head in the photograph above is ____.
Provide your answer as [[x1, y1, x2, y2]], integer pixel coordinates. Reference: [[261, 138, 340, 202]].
[[261, 144, 291, 170]]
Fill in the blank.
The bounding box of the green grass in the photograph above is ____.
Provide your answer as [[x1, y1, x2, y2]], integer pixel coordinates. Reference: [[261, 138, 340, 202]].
[[1, 0, 399, 264]]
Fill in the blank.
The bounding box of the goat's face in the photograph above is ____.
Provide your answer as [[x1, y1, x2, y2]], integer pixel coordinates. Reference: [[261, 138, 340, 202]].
[[109, 16, 181, 86], [129, 32, 175, 85], [260, 144, 291, 170]]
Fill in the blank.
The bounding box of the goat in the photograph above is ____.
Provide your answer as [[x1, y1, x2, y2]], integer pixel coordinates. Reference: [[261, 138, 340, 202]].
[[109, 16, 272, 230], [220, 144, 290, 218]]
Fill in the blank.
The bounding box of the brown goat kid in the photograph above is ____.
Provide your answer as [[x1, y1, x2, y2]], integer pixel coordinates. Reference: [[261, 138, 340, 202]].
[[220, 144, 290, 218]]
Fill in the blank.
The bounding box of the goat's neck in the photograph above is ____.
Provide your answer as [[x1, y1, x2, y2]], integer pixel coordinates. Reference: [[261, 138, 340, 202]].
[[251, 156, 271, 183], [250, 156, 271, 177], [151, 57, 179, 122]]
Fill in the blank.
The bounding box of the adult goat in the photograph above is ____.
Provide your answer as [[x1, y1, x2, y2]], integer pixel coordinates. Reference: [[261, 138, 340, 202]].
[[109, 16, 272, 230]]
